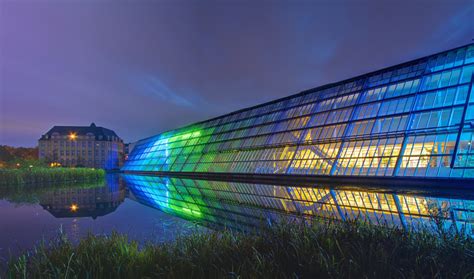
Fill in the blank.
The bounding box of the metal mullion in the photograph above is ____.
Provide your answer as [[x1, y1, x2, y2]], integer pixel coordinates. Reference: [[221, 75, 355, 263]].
[[360, 192, 370, 218], [356, 141, 368, 175], [179, 139, 199, 172], [411, 141, 425, 177], [367, 93, 400, 136], [285, 109, 322, 174], [422, 108, 437, 136], [197, 92, 363, 143], [373, 194, 389, 225], [403, 196, 417, 224], [383, 195, 397, 226], [282, 187, 302, 213], [329, 79, 368, 175], [409, 134, 429, 177], [329, 190, 346, 221], [392, 194, 408, 230], [366, 194, 383, 225], [167, 145, 186, 171], [192, 152, 205, 172], [392, 72, 425, 176], [197, 83, 470, 148], [178, 182, 200, 206], [352, 192, 369, 220], [450, 73, 474, 168], [372, 138, 383, 175], [343, 192, 359, 219], [350, 140, 364, 175]]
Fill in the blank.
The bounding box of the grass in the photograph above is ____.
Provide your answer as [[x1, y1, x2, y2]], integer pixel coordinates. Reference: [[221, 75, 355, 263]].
[[0, 168, 105, 187], [5, 220, 474, 278]]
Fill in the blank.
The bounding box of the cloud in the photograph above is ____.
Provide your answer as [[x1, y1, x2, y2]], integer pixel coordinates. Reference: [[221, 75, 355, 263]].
[[431, 3, 474, 43], [137, 75, 195, 107], [2, 0, 473, 146]]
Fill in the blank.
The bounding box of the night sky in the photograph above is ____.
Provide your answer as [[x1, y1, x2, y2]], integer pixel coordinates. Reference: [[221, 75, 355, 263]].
[[1, 1, 473, 147]]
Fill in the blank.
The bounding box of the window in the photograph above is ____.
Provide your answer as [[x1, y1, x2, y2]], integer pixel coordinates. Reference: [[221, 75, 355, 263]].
[[404, 135, 454, 176]]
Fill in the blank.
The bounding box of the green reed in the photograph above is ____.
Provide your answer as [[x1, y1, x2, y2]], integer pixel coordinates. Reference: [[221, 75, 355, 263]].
[[0, 168, 105, 187], [6, 220, 474, 278]]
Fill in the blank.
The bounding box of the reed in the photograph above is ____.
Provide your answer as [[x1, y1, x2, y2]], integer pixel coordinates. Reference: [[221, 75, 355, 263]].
[[6, 220, 474, 278], [0, 168, 105, 187]]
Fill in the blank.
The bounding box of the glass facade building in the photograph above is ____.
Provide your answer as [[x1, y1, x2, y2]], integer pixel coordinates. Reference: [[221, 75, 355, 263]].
[[123, 44, 474, 180]]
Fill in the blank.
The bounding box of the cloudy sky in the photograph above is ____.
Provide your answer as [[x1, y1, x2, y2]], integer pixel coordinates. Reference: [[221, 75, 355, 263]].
[[1, 0, 473, 146]]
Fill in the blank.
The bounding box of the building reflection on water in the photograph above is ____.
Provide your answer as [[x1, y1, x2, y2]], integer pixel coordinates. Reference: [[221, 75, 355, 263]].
[[40, 175, 126, 219], [122, 174, 474, 236]]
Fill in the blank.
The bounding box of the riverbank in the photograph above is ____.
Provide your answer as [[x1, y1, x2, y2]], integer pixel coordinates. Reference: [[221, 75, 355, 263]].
[[6, 221, 473, 278], [0, 168, 105, 186]]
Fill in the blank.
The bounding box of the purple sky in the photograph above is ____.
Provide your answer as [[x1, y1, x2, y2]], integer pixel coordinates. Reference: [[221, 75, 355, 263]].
[[1, 0, 473, 147]]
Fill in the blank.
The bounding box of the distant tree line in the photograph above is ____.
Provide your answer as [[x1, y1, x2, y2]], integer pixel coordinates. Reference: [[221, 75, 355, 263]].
[[0, 145, 41, 168]]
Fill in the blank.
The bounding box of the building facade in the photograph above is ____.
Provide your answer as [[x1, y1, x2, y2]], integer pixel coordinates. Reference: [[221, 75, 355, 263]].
[[39, 123, 124, 169], [123, 44, 474, 180]]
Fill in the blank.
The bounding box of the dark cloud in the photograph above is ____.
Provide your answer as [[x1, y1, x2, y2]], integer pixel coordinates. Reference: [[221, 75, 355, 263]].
[[1, 0, 473, 146]]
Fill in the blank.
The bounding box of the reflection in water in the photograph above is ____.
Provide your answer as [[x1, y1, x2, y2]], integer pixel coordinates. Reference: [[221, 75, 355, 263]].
[[39, 175, 125, 219], [123, 174, 474, 237], [0, 174, 206, 266], [0, 175, 126, 220]]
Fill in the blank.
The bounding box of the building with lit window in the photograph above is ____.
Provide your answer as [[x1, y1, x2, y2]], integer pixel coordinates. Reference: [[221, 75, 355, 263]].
[[123, 43, 474, 183], [39, 123, 124, 169]]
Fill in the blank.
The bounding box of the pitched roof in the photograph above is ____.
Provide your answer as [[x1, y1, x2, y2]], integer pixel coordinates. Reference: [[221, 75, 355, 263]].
[[41, 123, 121, 140]]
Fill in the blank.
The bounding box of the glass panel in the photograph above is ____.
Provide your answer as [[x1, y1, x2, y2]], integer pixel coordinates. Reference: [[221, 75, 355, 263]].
[[399, 133, 456, 177], [123, 45, 474, 179]]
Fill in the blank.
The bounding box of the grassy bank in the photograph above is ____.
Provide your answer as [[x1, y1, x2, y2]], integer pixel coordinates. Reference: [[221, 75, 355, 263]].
[[0, 168, 105, 186], [6, 221, 473, 278]]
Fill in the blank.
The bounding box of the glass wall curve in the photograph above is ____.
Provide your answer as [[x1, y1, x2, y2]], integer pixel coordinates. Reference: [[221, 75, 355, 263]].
[[123, 44, 474, 179]]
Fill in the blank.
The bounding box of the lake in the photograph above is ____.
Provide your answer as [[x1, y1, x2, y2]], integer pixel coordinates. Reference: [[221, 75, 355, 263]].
[[1, 174, 473, 266]]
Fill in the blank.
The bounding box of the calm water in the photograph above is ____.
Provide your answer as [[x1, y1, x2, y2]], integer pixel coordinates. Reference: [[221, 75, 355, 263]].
[[1, 174, 473, 266]]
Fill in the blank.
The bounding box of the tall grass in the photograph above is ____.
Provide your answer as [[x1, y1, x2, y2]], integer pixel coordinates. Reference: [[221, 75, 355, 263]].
[[6, 220, 474, 278], [0, 168, 105, 187]]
